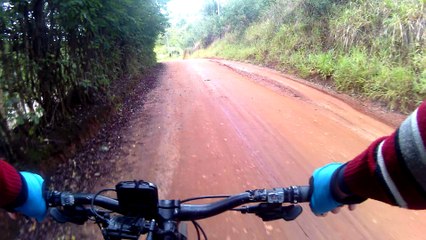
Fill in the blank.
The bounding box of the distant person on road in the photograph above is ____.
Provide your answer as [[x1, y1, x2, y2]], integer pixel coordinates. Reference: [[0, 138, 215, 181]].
[[311, 101, 426, 215]]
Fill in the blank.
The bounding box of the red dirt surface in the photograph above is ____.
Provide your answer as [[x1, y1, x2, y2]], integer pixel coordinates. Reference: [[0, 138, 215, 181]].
[[13, 59, 417, 240], [114, 59, 426, 240]]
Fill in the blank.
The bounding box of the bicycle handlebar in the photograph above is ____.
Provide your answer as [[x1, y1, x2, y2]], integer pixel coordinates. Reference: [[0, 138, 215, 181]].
[[45, 182, 311, 240], [47, 191, 121, 211], [178, 186, 310, 220], [46, 185, 310, 220]]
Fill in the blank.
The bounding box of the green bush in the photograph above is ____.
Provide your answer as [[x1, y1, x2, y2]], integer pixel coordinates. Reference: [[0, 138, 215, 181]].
[[333, 49, 379, 92], [309, 51, 335, 79], [414, 70, 426, 101], [367, 66, 416, 111], [244, 21, 275, 45], [285, 51, 311, 78]]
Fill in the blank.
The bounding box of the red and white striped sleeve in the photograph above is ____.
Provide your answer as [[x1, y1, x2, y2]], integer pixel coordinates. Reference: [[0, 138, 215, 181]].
[[342, 101, 426, 209], [0, 160, 24, 208]]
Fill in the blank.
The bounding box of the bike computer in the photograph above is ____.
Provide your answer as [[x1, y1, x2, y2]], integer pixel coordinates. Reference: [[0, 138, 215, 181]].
[[116, 180, 159, 219]]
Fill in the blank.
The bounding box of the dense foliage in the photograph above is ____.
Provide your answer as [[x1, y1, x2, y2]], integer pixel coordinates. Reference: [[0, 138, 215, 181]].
[[176, 0, 425, 112], [0, 0, 166, 161]]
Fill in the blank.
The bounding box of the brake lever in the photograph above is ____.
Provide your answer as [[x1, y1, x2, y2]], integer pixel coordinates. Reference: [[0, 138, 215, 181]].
[[49, 206, 90, 225], [240, 203, 303, 221]]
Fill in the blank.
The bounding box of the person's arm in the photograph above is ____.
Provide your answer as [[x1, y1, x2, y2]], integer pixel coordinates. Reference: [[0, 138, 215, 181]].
[[342, 101, 426, 209], [311, 101, 426, 214], [0, 160, 25, 208], [0, 160, 47, 221]]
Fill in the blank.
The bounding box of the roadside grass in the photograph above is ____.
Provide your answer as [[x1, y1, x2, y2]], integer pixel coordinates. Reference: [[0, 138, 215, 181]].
[[196, 38, 421, 112], [308, 51, 335, 79], [367, 66, 417, 111], [191, 0, 425, 113]]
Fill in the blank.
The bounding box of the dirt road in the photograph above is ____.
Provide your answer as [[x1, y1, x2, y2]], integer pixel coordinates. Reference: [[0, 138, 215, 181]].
[[118, 59, 426, 239]]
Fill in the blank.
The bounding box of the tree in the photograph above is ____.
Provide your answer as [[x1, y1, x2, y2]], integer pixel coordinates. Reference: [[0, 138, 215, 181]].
[[0, 0, 167, 161]]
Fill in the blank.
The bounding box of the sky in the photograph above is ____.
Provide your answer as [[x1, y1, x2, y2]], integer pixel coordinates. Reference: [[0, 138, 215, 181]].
[[166, 0, 204, 24], [166, 0, 228, 25], [167, 0, 205, 15]]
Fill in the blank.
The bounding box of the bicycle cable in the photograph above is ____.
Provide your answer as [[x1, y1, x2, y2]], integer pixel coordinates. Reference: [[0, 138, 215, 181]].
[[90, 188, 116, 222], [191, 220, 201, 240], [192, 220, 208, 240], [181, 195, 231, 203]]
